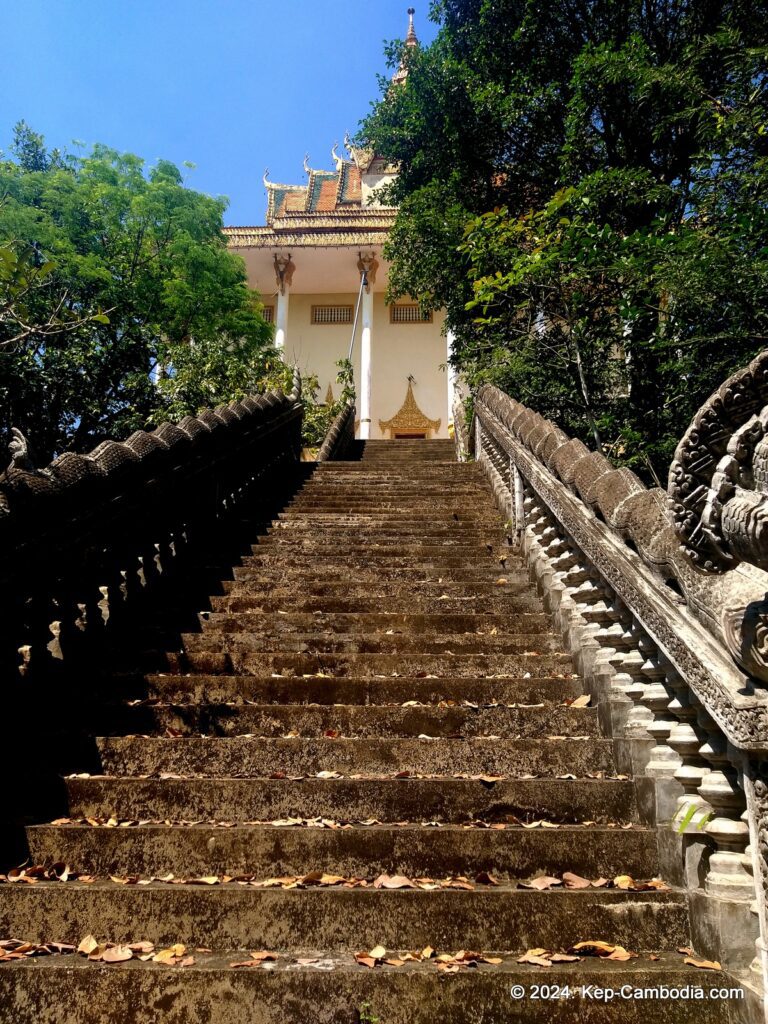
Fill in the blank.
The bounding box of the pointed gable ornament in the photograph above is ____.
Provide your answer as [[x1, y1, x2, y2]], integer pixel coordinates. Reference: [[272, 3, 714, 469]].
[[379, 377, 441, 438]]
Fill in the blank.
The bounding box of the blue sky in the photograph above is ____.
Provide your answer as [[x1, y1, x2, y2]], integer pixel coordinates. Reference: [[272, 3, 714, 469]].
[[1, 1, 437, 225]]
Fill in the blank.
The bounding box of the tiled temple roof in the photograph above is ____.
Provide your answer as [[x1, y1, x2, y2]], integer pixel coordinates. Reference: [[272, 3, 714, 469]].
[[225, 151, 396, 248], [224, 208, 396, 249]]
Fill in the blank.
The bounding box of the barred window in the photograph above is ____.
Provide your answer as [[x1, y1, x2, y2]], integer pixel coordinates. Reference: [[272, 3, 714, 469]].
[[390, 303, 433, 324], [311, 305, 354, 325], [262, 305, 275, 323]]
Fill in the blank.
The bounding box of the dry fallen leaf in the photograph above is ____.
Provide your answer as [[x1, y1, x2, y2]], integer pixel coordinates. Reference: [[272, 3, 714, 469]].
[[522, 876, 562, 890], [77, 935, 99, 956], [517, 949, 552, 967], [562, 872, 591, 889], [102, 945, 133, 963], [684, 957, 721, 971]]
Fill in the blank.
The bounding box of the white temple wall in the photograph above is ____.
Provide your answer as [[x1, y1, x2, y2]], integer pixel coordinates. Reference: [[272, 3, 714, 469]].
[[281, 291, 448, 440]]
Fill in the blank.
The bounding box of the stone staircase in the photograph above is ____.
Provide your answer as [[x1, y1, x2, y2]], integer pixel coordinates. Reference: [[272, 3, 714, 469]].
[[0, 439, 736, 1021]]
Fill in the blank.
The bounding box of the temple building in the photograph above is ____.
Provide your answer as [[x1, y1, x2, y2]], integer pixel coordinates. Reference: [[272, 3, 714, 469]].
[[223, 10, 453, 440]]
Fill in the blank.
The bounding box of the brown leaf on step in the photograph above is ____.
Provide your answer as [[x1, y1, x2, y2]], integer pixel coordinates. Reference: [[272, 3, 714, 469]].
[[562, 872, 591, 889], [517, 950, 552, 967], [178, 956, 196, 967], [102, 945, 133, 963], [421, 946, 435, 959], [188, 876, 221, 886], [570, 694, 591, 708], [368, 945, 386, 960], [249, 951, 278, 962], [677, 946, 694, 956], [230, 959, 260, 968], [522, 876, 562, 890], [77, 935, 100, 956], [549, 953, 581, 963], [496, 578, 508, 585], [591, 877, 609, 888], [374, 874, 414, 889], [647, 954, 660, 961], [569, 941, 636, 961], [474, 871, 499, 886], [129, 941, 155, 954], [153, 944, 186, 964], [385, 958, 405, 967], [355, 956, 377, 969], [613, 874, 635, 890], [324, 729, 341, 739], [684, 957, 721, 971]]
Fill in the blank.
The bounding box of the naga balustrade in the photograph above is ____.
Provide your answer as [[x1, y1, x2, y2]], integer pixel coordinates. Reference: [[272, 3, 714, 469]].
[[456, 354, 768, 1013], [0, 369, 303, 681], [317, 398, 357, 462]]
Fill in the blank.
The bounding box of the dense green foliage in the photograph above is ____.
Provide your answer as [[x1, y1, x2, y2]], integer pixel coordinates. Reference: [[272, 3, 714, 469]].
[[361, 1, 768, 479], [0, 122, 276, 461]]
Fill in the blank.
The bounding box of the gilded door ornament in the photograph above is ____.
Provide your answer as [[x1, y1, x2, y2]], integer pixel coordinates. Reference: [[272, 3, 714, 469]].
[[379, 378, 441, 438]]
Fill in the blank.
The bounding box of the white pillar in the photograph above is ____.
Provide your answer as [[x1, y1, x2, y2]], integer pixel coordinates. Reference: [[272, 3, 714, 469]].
[[446, 328, 457, 425], [275, 287, 290, 352], [359, 286, 373, 439]]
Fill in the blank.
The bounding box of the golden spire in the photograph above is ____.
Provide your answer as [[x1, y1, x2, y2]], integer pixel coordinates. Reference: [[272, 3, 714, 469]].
[[393, 9, 419, 85], [406, 7, 418, 47]]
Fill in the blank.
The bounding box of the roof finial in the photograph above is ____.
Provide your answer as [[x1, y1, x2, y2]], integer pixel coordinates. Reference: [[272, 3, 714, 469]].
[[406, 7, 418, 45], [303, 153, 311, 175], [331, 141, 342, 169], [263, 167, 271, 188]]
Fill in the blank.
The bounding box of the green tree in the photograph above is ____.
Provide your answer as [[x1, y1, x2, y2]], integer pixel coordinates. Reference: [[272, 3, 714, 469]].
[[0, 123, 273, 461], [361, 1, 768, 478]]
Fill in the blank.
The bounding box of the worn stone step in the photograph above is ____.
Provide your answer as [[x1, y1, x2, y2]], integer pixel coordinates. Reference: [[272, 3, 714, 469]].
[[96, 736, 611, 778], [0, 956, 734, 1024], [28, 823, 657, 879], [235, 552, 508, 569], [216, 564, 527, 584], [251, 542, 504, 560], [198, 611, 550, 635], [65, 776, 637, 824], [0, 884, 689, 951], [179, 651, 574, 678], [213, 594, 545, 615], [144, 673, 582, 706], [264, 525, 504, 541], [286, 502, 492, 513], [184, 630, 561, 657], [100, 702, 598, 739], [212, 570, 532, 592], [225, 575, 533, 597]]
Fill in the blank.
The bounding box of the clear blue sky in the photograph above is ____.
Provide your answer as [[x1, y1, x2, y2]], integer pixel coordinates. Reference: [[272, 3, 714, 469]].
[[0, 1, 437, 225]]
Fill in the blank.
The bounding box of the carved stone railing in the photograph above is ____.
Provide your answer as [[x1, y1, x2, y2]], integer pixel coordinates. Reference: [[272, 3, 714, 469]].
[[0, 370, 303, 679], [317, 399, 357, 462], [458, 364, 768, 1012]]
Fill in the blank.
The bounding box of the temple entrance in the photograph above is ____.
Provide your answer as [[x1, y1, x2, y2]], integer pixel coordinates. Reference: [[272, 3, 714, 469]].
[[394, 432, 427, 440]]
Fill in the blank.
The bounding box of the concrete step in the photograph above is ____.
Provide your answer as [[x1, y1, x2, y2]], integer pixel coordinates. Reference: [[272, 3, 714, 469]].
[[143, 673, 582, 706], [96, 736, 612, 778], [27, 823, 657, 879], [98, 701, 599, 739], [233, 553, 512, 570], [179, 651, 575, 678], [213, 594, 546, 615], [65, 776, 637, 824], [0, 956, 732, 1024], [198, 611, 551, 635], [0, 884, 689, 952], [184, 630, 562, 657]]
